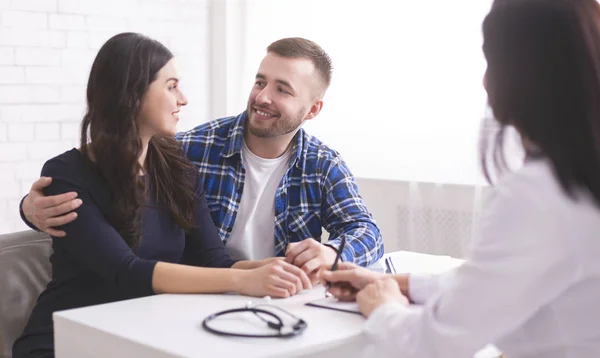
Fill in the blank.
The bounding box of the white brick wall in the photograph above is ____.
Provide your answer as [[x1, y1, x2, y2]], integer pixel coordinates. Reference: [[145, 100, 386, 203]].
[[0, 0, 211, 234], [2, 11, 48, 29], [15, 48, 62, 66]]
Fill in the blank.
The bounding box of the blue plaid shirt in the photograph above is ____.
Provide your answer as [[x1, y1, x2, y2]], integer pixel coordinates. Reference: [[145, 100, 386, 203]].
[[175, 112, 383, 266]]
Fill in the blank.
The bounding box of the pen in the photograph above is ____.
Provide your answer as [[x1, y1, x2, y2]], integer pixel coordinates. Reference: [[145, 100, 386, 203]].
[[325, 236, 346, 296]]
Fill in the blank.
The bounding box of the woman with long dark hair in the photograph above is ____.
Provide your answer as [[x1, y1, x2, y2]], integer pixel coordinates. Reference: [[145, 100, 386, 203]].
[[13, 32, 311, 358], [321, 0, 600, 356]]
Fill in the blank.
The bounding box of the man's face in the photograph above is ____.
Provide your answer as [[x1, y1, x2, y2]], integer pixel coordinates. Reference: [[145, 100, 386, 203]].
[[246, 53, 321, 138]]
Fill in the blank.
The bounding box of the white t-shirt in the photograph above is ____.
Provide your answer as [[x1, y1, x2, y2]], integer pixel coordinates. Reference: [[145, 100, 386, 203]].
[[362, 158, 600, 358], [225, 141, 292, 261]]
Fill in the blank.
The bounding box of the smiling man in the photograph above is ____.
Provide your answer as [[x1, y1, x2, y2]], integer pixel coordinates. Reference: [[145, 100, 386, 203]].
[[20, 37, 384, 283], [177, 38, 383, 276]]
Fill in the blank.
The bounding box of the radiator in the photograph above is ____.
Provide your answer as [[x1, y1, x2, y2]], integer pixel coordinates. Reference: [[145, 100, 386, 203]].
[[354, 178, 491, 258]]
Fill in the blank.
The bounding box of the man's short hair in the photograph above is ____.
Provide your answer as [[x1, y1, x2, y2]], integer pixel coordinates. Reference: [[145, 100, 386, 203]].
[[267, 37, 333, 95]]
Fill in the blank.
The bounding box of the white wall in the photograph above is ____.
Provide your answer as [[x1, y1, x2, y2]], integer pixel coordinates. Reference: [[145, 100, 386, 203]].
[[0, 0, 211, 234], [232, 0, 507, 186], [0, 0, 526, 235]]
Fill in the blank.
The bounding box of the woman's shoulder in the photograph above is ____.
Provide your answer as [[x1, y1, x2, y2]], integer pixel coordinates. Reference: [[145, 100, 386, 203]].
[[496, 159, 556, 195], [492, 158, 590, 220], [41, 148, 112, 212], [41, 148, 87, 177], [41, 148, 105, 193]]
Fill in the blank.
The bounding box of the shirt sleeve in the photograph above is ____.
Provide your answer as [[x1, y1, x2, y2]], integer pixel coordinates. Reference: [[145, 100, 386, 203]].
[[321, 156, 384, 267], [180, 177, 237, 268], [408, 270, 457, 305], [43, 157, 157, 297], [362, 173, 578, 357]]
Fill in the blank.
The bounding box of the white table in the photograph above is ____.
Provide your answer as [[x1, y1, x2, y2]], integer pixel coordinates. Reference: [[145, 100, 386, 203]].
[[54, 252, 501, 358]]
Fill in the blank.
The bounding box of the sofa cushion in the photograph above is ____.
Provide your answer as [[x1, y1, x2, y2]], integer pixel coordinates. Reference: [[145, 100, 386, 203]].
[[0, 231, 51, 358]]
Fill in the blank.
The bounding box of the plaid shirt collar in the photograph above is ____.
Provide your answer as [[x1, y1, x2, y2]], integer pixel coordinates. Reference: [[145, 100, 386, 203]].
[[221, 111, 306, 170]]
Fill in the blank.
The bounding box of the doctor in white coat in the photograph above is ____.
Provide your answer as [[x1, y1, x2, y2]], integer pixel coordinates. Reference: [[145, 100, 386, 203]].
[[321, 0, 600, 357]]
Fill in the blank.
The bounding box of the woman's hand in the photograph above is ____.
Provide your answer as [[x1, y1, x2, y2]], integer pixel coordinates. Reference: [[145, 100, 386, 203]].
[[356, 278, 409, 317], [231, 257, 285, 270], [236, 260, 312, 298], [319, 262, 386, 301]]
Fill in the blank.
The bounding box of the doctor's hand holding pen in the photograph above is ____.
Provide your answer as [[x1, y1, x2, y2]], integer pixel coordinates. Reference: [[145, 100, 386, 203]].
[[319, 263, 410, 317]]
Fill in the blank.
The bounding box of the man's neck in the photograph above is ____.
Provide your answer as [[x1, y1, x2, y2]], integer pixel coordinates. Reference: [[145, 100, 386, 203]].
[[243, 130, 297, 159]]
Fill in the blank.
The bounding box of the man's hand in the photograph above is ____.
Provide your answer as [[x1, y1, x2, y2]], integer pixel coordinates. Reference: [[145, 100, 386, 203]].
[[356, 278, 409, 317], [320, 262, 386, 301], [237, 260, 313, 298], [285, 239, 338, 282], [22, 177, 82, 237]]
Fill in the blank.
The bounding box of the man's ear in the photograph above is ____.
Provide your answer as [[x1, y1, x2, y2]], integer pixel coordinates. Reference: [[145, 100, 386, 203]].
[[304, 99, 324, 121]]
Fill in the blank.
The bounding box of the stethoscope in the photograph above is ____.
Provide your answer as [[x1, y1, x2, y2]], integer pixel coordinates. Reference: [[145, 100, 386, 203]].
[[202, 297, 307, 338], [203, 237, 347, 338]]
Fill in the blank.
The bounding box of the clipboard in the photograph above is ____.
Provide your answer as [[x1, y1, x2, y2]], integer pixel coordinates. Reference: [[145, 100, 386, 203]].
[[383, 251, 463, 274], [305, 296, 362, 315]]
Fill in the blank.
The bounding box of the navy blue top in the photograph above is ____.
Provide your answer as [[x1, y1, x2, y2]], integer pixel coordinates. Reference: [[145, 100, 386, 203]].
[[13, 148, 236, 358]]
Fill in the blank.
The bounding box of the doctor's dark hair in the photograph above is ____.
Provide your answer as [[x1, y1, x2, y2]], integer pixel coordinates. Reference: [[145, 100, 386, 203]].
[[481, 0, 600, 206]]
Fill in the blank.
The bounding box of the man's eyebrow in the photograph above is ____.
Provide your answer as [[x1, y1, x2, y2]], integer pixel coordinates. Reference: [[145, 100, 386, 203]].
[[275, 79, 294, 90], [255, 73, 296, 92]]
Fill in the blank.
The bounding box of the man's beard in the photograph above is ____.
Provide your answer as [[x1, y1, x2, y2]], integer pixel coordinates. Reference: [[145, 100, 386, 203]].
[[247, 106, 306, 138]]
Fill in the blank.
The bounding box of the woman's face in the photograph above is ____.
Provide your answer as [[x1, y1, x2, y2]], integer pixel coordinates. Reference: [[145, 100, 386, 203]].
[[138, 58, 188, 139]]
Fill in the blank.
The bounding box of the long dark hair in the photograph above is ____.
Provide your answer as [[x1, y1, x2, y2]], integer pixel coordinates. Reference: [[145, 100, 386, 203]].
[[481, 0, 600, 205], [80, 32, 196, 247]]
